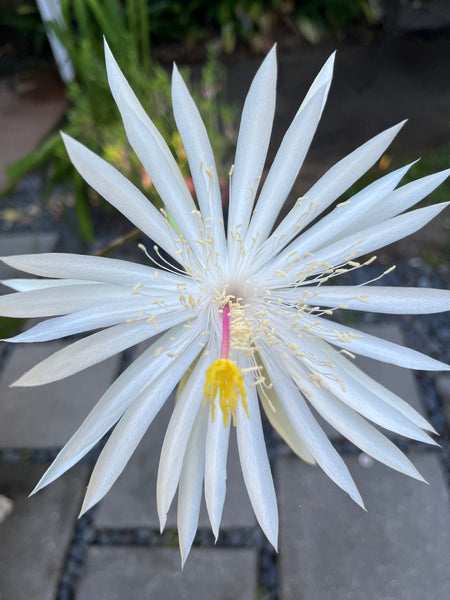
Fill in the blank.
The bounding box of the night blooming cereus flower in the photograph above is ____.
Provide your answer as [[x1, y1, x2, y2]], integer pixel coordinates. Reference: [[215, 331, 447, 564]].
[[1, 41, 450, 565]]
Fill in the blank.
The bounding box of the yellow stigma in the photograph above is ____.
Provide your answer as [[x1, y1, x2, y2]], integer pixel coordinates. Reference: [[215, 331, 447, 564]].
[[203, 359, 249, 427]]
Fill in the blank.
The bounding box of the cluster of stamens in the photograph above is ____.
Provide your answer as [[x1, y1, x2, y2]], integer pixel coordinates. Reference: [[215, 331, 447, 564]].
[[129, 165, 400, 430]]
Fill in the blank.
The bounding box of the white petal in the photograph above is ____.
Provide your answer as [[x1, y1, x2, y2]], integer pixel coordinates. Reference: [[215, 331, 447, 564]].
[[344, 168, 450, 234], [303, 380, 425, 481], [13, 312, 191, 386], [258, 363, 315, 464], [61, 133, 179, 258], [285, 343, 435, 444], [328, 344, 436, 432], [80, 340, 202, 515], [104, 41, 202, 255], [296, 52, 335, 115], [178, 401, 209, 568], [157, 347, 214, 530], [303, 315, 450, 371], [261, 349, 364, 508], [0, 253, 182, 286], [205, 398, 230, 540], [2, 278, 99, 292], [171, 65, 226, 256], [0, 283, 130, 318], [298, 285, 450, 315], [236, 380, 278, 549], [289, 162, 414, 257], [259, 121, 406, 261], [300, 332, 435, 433], [31, 325, 200, 494], [227, 45, 277, 241], [310, 202, 449, 274], [6, 301, 187, 343], [246, 82, 330, 248]]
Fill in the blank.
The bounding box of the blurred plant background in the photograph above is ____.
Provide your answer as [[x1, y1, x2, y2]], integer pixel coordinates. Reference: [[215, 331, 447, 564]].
[[0, 0, 447, 246], [2, 0, 238, 244]]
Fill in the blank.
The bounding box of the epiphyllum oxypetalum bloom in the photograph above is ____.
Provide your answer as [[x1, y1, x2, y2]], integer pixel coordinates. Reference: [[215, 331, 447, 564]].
[[1, 42, 450, 565]]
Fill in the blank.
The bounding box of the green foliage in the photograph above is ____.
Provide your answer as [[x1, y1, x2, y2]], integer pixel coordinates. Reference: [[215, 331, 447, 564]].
[[0, 1, 52, 75], [0, 317, 27, 341], [296, 0, 383, 45], [139, 0, 381, 52], [6, 0, 236, 243]]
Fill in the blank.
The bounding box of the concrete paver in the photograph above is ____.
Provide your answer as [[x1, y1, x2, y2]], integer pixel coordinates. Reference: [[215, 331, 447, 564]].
[[436, 374, 450, 423], [76, 547, 257, 600], [0, 343, 120, 447], [0, 462, 88, 600], [277, 453, 450, 600]]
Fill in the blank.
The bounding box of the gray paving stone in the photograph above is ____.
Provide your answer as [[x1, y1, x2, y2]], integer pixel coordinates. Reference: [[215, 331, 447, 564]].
[[95, 395, 256, 530], [277, 452, 450, 600], [436, 374, 450, 422], [0, 342, 120, 447], [77, 546, 257, 600], [316, 323, 424, 440], [0, 462, 88, 600]]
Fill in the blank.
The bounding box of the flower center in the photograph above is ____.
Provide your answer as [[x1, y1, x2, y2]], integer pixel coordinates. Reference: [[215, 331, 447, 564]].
[[203, 304, 249, 427]]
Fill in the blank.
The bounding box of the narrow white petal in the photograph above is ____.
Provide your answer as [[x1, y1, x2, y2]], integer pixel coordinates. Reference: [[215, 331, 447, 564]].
[[344, 168, 450, 234], [31, 325, 201, 494], [310, 202, 449, 274], [13, 311, 192, 386], [2, 278, 99, 292], [246, 82, 330, 247], [329, 346, 436, 433], [61, 133, 179, 258], [302, 315, 450, 371], [236, 381, 278, 548], [248, 53, 335, 246], [6, 301, 187, 343], [228, 45, 277, 240], [104, 41, 202, 255], [258, 363, 315, 464], [296, 52, 335, 115], [260, 121, 406, 261], [287, 334, 437, 443], [178, 401, 209, 568], [303, 381, 425, 481], [157, 348, 214, 530], [0, 283, 130, 318], [302, 333, 435, 433], [80, 341, 201, 515], [290, 162, 414, 257], [205, 399, 230, 540], [261, 349, 364, 508], [1, 253, 183, 286], [299, 285, 450, 315], [171, 65, 226, 256]]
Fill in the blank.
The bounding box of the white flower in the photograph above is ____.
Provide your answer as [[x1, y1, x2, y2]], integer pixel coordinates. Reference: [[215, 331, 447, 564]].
[[1, 42, 450, 565]]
